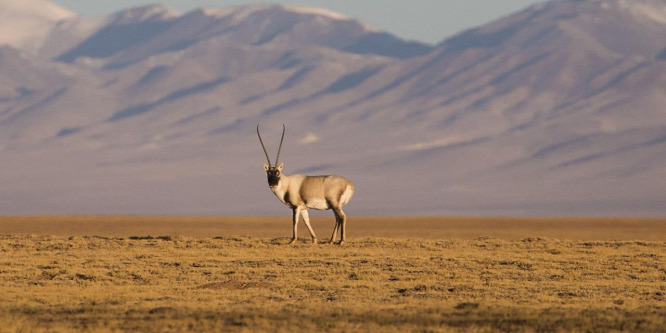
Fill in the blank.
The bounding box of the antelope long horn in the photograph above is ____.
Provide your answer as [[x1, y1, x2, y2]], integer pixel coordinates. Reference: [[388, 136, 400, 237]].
[[256, 124, 272, 167], [275, 124, 286, 166]]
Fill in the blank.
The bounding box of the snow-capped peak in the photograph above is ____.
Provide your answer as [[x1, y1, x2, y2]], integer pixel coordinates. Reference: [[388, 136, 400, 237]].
[[602, 0, 666, 24], [280, 4, 350, 20], [197, 4, 377, 36], [108, 4, 181, 24], [0, 0, 76, 52], [199, 5, 262, 20], [200, 4, 349, 20], [0, 0, 75, 21]]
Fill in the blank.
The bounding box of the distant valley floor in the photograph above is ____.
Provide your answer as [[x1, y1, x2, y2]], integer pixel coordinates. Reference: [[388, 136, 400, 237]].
[[1, 215, 665, 241]]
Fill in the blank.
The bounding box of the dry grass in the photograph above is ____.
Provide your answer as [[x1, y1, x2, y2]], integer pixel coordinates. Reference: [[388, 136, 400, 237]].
[[0, 216, 665, 332]]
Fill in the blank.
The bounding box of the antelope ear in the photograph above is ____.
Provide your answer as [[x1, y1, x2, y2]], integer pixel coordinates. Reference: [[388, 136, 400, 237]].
[[277, 162, 283, 171], [263, 164, 269, 171]]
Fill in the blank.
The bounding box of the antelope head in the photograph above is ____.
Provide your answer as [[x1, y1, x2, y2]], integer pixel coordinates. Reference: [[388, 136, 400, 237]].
[[257, 124, 285, 189]]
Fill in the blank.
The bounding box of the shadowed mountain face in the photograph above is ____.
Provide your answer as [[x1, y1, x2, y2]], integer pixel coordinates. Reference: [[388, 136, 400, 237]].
[[0, 0, 664, 216]]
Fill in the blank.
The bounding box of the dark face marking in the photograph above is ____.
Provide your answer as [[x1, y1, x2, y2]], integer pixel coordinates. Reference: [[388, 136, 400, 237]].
[[266, 168, 281, 188]]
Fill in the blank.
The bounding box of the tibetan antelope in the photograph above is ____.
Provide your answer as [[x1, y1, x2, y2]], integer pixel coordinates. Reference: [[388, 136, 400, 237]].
[[257, 124, 354, 245]]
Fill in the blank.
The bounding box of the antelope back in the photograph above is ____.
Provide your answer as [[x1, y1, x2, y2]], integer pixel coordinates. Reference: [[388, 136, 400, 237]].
[[300, 175, 354, 207]]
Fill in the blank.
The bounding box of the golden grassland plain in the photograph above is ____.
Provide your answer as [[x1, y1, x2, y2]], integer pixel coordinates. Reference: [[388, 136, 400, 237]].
[[0, 216, 665, 332]]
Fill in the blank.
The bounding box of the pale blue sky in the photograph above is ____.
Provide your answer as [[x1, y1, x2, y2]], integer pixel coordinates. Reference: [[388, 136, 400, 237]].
[[52, 0, 545, 44]]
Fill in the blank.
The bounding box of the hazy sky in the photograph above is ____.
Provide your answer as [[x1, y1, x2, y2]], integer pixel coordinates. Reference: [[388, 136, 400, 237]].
[[51, 0, 545, 44]]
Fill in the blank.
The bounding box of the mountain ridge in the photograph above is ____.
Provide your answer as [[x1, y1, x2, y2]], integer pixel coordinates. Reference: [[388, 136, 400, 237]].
[[0, 0, 664, 216]]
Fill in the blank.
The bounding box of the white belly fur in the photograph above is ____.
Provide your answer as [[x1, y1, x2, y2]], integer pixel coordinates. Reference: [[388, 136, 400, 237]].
[[305, 198, 329, 210]]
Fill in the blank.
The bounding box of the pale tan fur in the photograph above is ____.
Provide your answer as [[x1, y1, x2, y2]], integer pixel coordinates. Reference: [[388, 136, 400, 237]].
[[265, 163, 354, 245], [257, 125, 354, 245]]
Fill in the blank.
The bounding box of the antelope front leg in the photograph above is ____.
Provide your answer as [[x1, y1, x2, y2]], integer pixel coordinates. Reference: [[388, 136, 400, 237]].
[[290, 207, 301, 245], [300, 209, 318, 244]]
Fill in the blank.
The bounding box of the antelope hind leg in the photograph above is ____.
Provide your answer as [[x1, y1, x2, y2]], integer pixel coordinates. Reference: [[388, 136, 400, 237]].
[[333, 207, 347, 245], [329, 209, 341, 244]]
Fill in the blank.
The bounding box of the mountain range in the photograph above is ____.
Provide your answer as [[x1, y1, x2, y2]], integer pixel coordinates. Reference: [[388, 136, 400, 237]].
[[1, 0, 665, 216]]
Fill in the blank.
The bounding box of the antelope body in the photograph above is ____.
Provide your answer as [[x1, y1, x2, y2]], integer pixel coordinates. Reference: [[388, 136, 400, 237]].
[[257, 125, 354, 245]]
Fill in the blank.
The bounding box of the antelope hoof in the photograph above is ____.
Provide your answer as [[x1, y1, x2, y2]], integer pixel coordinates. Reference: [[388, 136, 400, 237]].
[[328, 239, 336, 244], [289, 239, 298, 245], [312, 238, 318, 244], [336, 240, 345, 246]]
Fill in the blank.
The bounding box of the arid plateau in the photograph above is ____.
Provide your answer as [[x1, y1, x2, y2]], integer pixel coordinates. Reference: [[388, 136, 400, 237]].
[[1, 216, 665, 332]]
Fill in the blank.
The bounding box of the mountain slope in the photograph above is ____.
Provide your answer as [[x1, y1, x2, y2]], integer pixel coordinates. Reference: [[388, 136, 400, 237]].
[[326, 0, 666, 215], [0, 0, 74, 53], [57, 4, 432, 69], [0, 0, 664, 216]]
